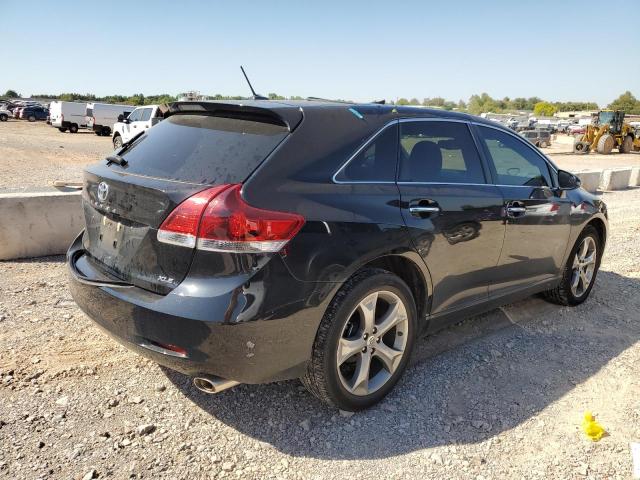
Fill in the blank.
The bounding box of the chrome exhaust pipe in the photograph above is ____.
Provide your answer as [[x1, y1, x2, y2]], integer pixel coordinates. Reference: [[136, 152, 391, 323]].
[[193, 375, 240, 394]]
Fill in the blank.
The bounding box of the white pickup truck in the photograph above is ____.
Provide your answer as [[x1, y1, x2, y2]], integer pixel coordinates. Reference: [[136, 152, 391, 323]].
[[111, 104, 164, 148]]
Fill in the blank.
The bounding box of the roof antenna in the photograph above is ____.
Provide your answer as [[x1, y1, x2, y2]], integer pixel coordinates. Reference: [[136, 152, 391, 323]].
[[240, 66, 268, 100]]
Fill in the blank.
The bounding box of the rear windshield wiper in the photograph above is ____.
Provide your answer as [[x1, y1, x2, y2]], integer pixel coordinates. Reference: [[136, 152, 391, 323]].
[[105, 154, 127, 167], [105, 131, 145, 167]]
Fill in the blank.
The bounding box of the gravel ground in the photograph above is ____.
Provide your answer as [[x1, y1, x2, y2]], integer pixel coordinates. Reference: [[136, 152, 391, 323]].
[[0, 120, 111, 191], [0, 187, 639, 479], [0, 121, 639, 191]]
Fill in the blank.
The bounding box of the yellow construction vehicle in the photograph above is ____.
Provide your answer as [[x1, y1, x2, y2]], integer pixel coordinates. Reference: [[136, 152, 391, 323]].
[[573, 110, 636, 154]]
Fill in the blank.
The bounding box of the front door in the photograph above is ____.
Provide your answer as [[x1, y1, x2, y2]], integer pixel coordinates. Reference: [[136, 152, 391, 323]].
[[397, 120, 505, 315], [122, 108, 142, 142], [474, 125, 572, 296]]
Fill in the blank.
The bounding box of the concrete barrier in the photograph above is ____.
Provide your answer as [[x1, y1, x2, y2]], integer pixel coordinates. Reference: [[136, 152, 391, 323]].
[[576, 171, 602, 193], [600, 168, 632, 191], [630, 167, 640, 187], [0, 190, 83, 260]]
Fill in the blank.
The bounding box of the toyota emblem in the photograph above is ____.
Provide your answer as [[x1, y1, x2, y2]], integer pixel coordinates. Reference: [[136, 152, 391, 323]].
[[97, 182, 109, 202]]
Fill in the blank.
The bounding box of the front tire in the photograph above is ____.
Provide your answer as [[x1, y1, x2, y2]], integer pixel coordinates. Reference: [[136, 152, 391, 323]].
[[113, 135, 123, 149], [0, 114, 7, 122], [301, 269, 417, 411], [28, 115, 36, 122], [58, 127, 67, 132], [543, 225, 602, 306], [596, 134, 614, 154]]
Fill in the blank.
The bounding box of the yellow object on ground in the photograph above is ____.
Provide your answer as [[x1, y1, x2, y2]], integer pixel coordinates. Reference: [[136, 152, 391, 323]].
[[582, 411, 606, 441]]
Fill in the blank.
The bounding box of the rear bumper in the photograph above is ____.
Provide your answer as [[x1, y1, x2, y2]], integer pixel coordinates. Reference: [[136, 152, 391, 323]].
[[67, 233, 333, 384]]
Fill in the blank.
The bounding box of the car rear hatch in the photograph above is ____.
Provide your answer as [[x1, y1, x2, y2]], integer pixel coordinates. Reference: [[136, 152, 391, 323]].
[[80, 102, 302, 295]]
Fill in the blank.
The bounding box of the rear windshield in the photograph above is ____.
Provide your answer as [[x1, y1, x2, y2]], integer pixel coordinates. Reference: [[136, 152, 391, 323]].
[[119, 114, 289, 184]]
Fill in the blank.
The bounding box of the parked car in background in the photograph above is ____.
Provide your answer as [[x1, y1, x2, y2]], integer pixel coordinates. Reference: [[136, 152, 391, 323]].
[[0, 107, 12, 122], [13, 107, 24, 119], [86, 103, 135, 136], [520, 129, 552, 148], [568, 124, 587, 135], [68, 100, 608, 411], [20, 105, 49, 122], [49, 101, 89, 133], [111, 104, 164, 148]]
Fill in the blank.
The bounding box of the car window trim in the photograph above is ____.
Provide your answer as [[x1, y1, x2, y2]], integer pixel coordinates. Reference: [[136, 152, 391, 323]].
[[472, 122, 558, 189], [332, 120, 399, 184], [332, 117, 559, 187], [471, 121, 558, 173]]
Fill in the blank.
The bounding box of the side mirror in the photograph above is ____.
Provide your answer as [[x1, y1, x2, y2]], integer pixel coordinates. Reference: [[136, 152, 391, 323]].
[[151, 117, 162, 126], [558, 170, 580, 190], [117, 114, 125, 123]]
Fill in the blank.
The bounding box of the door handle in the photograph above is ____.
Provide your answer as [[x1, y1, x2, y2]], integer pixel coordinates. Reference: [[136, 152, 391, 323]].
[[409, 206, 440, 214], [505, 202, 526, 217], [506, 206, 526, 213]]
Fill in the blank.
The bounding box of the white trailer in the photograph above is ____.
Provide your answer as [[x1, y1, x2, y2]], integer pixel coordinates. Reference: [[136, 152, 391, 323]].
[[49, 101, 89, 133], [86, 103, 135, 136]]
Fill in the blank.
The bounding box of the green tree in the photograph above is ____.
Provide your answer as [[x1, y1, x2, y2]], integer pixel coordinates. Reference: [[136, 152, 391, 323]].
[[533, 101, 557, 117], [467, 93, 501, 115], [608, 91, 640, 114], [4, 89, 20, 98], [396, 98, 410, 105]]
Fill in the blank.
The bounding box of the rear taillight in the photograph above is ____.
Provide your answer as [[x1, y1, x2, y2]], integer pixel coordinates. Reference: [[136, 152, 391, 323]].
[[157, 184, 304, 254]]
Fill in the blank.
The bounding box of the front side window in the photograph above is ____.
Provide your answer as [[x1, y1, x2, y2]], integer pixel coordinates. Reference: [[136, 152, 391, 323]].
[[398, 121, 486, 184], [477, 126, 551, 187], [127, 109, 142, 122], [336, 124, 398, 182]]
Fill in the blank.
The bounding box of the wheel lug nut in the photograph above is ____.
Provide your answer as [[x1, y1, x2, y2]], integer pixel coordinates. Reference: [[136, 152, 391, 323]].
[[363, 333, 368, 340], [372, 327, 377, 334], [362, 347, 367, 353], [376, 337, 381, 343]]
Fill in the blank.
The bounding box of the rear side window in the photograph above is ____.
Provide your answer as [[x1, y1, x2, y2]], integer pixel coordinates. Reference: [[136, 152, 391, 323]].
[[120, 114, 289, 184], [86, 107, 93, 117], [477, 126, 551, 187], [399, 121, 486, 184], [336, 124, 398, 182]]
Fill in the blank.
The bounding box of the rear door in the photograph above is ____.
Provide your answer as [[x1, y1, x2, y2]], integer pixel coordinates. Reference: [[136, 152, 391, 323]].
[[82, 113, 291, 294], [474, 124, 571, 296], [397, 119, 505, 314]]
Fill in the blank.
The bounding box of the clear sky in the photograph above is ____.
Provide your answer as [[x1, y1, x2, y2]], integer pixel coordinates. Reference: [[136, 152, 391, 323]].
[[3, 0, 639, 106]]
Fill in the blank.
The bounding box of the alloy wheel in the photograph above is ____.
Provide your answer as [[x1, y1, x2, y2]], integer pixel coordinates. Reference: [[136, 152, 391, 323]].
[[571, 236, 597, 297], [336, 290, 409, 396]]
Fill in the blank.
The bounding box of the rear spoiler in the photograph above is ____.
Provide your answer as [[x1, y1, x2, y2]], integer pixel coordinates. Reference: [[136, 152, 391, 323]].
[[163, 101, 303, 132]]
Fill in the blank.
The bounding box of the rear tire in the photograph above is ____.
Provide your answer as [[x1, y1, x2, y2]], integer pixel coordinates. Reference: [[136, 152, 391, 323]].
[[301, 268, 417, 411], [69, 124, 79, 133], [58, 127, 67, 132], [0, 114, 7, 122], [573, 141, 589, 154], [620, 135, 633, 154], [543, 225, 602, 306], [596, 134, 614, 154], [112, 135, 123, 149]]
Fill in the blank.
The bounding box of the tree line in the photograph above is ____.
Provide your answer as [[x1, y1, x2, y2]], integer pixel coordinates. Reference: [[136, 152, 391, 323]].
[[3, 89, 639, 115]]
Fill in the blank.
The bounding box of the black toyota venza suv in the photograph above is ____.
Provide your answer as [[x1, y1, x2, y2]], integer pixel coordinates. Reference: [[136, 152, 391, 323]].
[[68, 100, 607, 410]]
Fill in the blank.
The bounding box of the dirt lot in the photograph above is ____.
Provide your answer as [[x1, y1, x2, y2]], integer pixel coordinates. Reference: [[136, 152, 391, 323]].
[[1, 185, 639, 479], [0, 120, 112, 191], [0, 120, 639, 191]]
